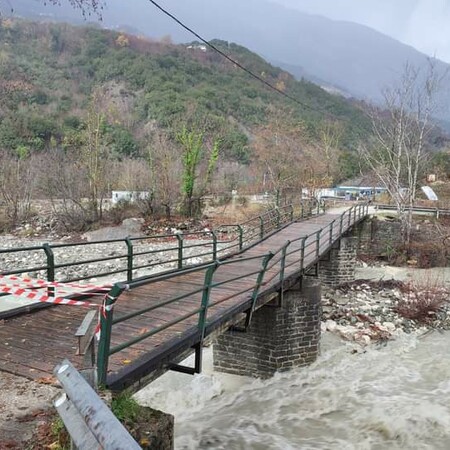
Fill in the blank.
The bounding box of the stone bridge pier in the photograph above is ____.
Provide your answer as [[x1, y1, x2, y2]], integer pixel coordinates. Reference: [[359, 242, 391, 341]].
[[213, 278, 321, 378], [213, 232, 359, 378], [319, 235, 358, 287]]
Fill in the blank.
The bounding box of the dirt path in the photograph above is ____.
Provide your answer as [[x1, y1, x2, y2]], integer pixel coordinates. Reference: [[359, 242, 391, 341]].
[[0, 372, 59, 449]]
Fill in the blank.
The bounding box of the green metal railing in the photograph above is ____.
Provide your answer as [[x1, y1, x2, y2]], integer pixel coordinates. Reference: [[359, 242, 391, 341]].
[[96, 203, 369, 385], [0, 202, 318, 289]]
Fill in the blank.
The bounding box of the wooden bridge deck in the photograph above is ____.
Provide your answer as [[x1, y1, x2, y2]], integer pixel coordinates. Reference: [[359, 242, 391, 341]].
[[0, 210, 364, 387]]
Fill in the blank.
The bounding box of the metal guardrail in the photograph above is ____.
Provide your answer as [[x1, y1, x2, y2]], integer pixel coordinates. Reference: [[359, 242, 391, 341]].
[[53, 359, 141, 449], [375, 204, 450, 218], [0, 202, 318, 287], [96, 203, 369, 386]]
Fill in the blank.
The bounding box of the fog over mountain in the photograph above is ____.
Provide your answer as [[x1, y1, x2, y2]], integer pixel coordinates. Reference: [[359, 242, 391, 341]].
[[275, 0, 450, 64], [11, 0, 450, 122]]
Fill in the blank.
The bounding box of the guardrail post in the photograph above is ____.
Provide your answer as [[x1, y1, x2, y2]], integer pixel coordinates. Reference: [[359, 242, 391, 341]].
[[329, 221, 334, 245], [125, 237, 133, 283], [348, 209, 351, 227], [43, 243, 55, 283], [237, 225, 244, 251], [198, 263, 219, 343], [276, 208, 281, 229], [259, 216, 264, 239], [340, 214, 344, 236], [211, 231, 218, 261], [97, 284, 125, 386], [176, 234, 184, 269], [316, 229, 322, 258]]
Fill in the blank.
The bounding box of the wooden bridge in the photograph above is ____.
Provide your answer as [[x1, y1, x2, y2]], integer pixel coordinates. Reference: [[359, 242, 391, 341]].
[[0, 203, 368, 390]]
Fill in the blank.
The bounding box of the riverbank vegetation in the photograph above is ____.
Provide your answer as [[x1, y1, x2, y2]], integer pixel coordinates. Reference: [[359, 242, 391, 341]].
[[0, 18, 372, 231]]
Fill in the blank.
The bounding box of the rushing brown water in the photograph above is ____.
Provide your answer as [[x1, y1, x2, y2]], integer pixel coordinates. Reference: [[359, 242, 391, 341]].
[[135, 331, 450, 450]]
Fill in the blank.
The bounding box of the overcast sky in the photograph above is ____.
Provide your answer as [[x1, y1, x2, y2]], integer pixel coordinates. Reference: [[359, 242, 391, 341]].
[[273, 0, 450, 62]]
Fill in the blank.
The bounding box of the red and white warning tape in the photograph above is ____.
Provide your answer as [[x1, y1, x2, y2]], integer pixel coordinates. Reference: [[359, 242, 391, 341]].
[[0, 274, 111, 291], [0, 275, 127, 340], [0, 286, 101, 307]]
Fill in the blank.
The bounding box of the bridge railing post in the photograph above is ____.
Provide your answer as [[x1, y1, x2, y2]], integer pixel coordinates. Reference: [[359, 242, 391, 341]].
[[125, 237, 133, 283], [176, 234, 184, 269], [211, 231, 218, 261], [348, 208, 351, 227], [279, 241, 290, 287], [353, 206, 357, 223], [340, 213, 344, 236], [197, 263, 219, 342], [275, 208, 281, 229], [245, 252, 274, 328], [97, 284, 126, 386], [43, 243, 55, 297], [237, 225, 244, 251], [329, 220, 334, 246], [301, 203, 304, 219], [43, 242, 55, 283], [300, 236, 307, 272], [259, 216, 264, 239], [316, 229, 322, 258]]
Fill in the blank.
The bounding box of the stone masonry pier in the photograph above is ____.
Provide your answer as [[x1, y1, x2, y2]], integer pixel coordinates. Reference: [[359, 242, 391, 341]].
[[213, 278, 322, 378], [319, 235, 358, 287]]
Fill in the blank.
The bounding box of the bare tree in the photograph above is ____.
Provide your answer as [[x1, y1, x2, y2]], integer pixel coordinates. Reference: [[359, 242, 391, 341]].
[[35, 1, 103, 17], [148, 132, 183, 219], [0, 151, 37, 228], [39, 150, 93, 231], [253, 115, 307, 205], [360, 60, 444, 243], [80, 89, 110, 221], [317, 120, 344, 182]]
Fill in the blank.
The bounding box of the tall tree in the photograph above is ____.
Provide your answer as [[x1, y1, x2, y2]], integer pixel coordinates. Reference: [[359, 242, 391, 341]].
[[253, 114, 306, 205], [360, 61, 444, 243], [80, 89, 109, 221], [177, 127, 220, 217]]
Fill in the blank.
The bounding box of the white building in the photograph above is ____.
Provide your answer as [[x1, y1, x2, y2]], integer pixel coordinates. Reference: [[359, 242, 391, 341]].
[[111, 191, 151, 205]]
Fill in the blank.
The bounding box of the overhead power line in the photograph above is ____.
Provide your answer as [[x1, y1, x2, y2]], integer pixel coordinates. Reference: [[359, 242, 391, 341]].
[[147, 0, 358, 123]]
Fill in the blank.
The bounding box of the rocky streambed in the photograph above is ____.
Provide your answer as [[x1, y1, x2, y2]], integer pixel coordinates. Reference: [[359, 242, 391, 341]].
[[0, 233, 228, 284], [322, 276, 450, 346]]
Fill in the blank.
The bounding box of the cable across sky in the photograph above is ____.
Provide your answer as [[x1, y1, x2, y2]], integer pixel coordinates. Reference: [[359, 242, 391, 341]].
[[146, 0, 361, 124]]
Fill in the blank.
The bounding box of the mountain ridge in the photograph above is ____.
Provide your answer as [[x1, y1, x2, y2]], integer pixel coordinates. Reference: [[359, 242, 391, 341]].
[[9, 0, 450, 122]]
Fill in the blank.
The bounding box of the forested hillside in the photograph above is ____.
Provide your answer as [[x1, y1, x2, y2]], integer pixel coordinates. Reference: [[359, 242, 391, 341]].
[[0, 19, 370, 230]]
